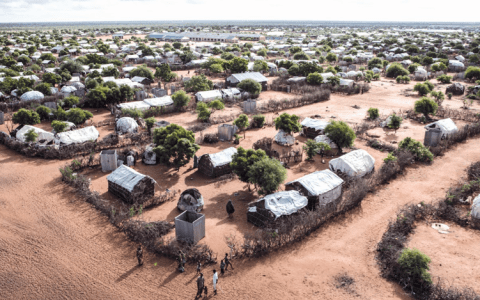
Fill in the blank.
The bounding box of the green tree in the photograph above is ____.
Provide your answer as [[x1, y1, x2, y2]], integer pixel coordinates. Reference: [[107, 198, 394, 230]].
[[465, 66, 480, 81], [414, 97, 438, 119], [289, 46, 302, 54], [257, 49, 267, 57], [34, 82, 52, 96], [12, 108, 41, 125], [172, 42, 182, 49], [274, 113, 301, 134], [367, 108, 379, 120], [145, 117, 156, 133], [66, 108, 93, 125], [293, 52, 310, 60], [413, 83, 432, 96], [324, 120, 356, 153], [303, 139, 331, 160], [306, 72, 324, 85], [154, 63, 176, 82], [226, 57, 248, 73], [430, 91, 445, 105], [388, 113, 402, 133], [42, 72, 62, 85], [437, 74, 452, 84], [252, 114, 265, 128], [119, 84, 134, 102], [221, 52, 235, 60], [36, 105, 51, 120], [196, 102, 211, 122], [230, 147, 267, 189], [233, 114, 250, 138], [102, 66, 120, 78], [171, 90, 190, 108], [51, 120, 67, 133], [327, 76, 340, 86], [130, 65, 154, 80], [184, 75, 213, 93], [299, 61, 323, 76], [237, 78, 262, 96], [152, 124, 200, 170], [208, 99, 225, 113], [253, 60, 268, 73], [210, 63, 224, 73], [326, 52, 338, 63], [431, 62, 447, 72], [398, 248, 432, 286], [386, 63, 409, 78], [25, 129, 39, 143], [248, 158, 287, 194]]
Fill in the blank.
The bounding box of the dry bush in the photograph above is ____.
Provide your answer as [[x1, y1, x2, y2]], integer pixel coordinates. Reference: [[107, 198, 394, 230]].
[[367, 139, 397, 152], [468, 162, 480, 180], [203, 133, 219, 144], [188, 123, 211, 133], [122, 220, 174, 248]]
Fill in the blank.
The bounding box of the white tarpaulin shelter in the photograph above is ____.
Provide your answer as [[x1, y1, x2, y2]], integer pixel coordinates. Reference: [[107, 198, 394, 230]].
[[425, 118, 458, 139], [340, 78, 354, 87], [117, 101, 151, 111], [208, 147, 237, 167], [314, 135, 337, 150], [274, 130, 295, 146], [55, 126, 99, 145], [471, 195, 480, 220], [258, 190, 308, 219], [195, 90, 223, 102], [116, 117, 138, 134], [329, 149, 375, 177], [143, 96, 174, 107], [20, 91, 44, 102], [301, 117, 330, 132], [107, 165, 155, 192], [16, 125, 54, 143], [60, 85, 77, 95], [286, 170, 343, 205]]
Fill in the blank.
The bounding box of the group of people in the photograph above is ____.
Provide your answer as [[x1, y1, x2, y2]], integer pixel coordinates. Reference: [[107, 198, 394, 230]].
[[195, 253, 233, 298]]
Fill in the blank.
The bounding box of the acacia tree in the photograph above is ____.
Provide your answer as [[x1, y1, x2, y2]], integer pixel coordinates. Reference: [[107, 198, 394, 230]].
[[184, 75, 213, 93], [414, 97, 438, 119], [230, 147, 267, 190], [237, 78, 262, 96], [248, 158, 287, 194], [152, 124, 200, 170], [324, 120, 356, 153], [388, 113, 403, 133], [171, 90, 190, 109], [274, 113, 301, 135], [233, 114, 249, 138]]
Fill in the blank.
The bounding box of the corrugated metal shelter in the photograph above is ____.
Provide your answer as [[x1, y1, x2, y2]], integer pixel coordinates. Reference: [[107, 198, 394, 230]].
[[226, 72, 268, 90], [175, 211, 205, 244], [329, 149, 375, 178], [301, 117, 330, 138], [218, 124, 238, 141], [107, 165, 156, 203], [101, 150, 118, 172], [198, 147, 237, 177], [243, 99, 257, 113], [285, 170, 343, 211]]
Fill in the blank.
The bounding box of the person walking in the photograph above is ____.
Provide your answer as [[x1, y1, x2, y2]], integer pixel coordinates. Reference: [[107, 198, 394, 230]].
[[196, 273, 204, 298], [136, 245, 143, 266], [212, 269, 218, 295], [226, 200, 235, 218], [220, 259, 225, 276], [196, 261, 202, 274], [224, 253, 234, 271]]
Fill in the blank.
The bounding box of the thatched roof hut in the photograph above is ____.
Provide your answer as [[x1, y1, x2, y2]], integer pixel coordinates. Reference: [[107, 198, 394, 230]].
[[198, 147, 237, 178], [177, 188, 204, 212], [247, 190, 308, 227], [107, 165, 156, 204]]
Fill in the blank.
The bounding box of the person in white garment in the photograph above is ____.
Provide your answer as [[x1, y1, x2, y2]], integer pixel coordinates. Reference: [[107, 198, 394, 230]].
[[212, 269, 218, 295]]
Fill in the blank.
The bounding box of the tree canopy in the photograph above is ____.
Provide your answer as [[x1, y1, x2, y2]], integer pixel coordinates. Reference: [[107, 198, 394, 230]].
[[274, 113, 301, 134], [184, 75, 213, 93], [324, 120, 356, 152]]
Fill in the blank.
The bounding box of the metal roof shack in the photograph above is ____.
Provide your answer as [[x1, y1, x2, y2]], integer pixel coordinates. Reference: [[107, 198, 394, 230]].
[[226, 72, 268, 90], [107, 165, 156, 204]]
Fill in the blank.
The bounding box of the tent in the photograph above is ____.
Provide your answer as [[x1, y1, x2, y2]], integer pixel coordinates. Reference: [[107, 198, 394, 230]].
[[339, 79, 354, 87], [16, 125, 55, 143], [314, 135, 338, 155], [116, 117, 138, 134], [329, 149, 375, 177], [60, 85, 77, 96], [143, 96, 174, 108], [195, 90, 223, 103], [424, 118, 458, 139], [117, 100, 151, 111], [274, 130, 295, 146], [55, 126, 99, 145], [301, 117, 330, 138], [471, 195, 480, 226], [20, 91, 44, 102]]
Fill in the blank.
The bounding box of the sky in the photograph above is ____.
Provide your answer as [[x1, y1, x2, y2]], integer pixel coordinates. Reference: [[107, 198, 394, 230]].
[[0, 0, 478, 23]]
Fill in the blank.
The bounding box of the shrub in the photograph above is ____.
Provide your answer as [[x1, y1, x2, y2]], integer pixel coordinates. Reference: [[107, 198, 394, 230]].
[[36, 105, 51, 120], [62, 95, 80, 108], [233, 114, 249, 138], [12, 108, 41, 125], [226, 57, 248, 73], [407, 63, 421, 74], [367, 108, 379, 120], [248, 158, 287, 195], [430, 91, 445, 105], [293, 52, 310, 60], [306, 72, 324, 85], [25, 129, 38, 142], [413, 82, 432, 96], [154, 64, 176, 82], [326, 52, 337, 63], [324, 120, 356, 153], [465, 66, 480, 81], [51, 120, 68, 133], [66, 108, 93, 125], [230, 147, 267, 184], [367, 57, 383, 70], [383, 153, 397, 163], [447, 92, 452, 99], [237, 78, 262, 96], [252, 114, 265, 128], [397, 248, 432, 286], [386, 63, 409, 78], [388, 113, 402, 133], [121, 108, 144, 119], [208, 99, 225, 112], [437, 74, 452, 84], [152, 124, 199, 169], [34, 82, 52, 96], [431, 62, 447, 72], [399, 137, 433, 162], [424, 80, 434, 91], [196, 102, 211, 122], [209, 63, 224, 73], [130, 65, 154, 80], [274, 113, 301, 134], [414, 97, 438, 118], [171, 90, 190, 108], [303, 139, 331, 160]]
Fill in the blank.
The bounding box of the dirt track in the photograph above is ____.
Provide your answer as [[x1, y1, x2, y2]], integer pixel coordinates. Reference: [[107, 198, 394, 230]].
[[1, 133, 480, 299]]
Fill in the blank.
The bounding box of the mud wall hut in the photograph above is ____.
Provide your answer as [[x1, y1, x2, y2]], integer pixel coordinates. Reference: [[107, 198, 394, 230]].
[[198, 147, 237, 177]]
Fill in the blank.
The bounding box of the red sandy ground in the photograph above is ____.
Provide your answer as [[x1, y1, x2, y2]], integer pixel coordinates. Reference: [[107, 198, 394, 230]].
[[1, 76, 480, 299]]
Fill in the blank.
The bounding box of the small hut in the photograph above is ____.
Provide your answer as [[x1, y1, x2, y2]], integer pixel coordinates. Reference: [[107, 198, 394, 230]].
[[198, 147, 237, 177], [414, 67, 427, 81], [218, 124, 238, 141], [285, 170, 343, 211], [177, 188, 204, 212], [175, 211, 206, 244], [247, 190, 308, 227], [301, 117, 330, 138], [142, 144, 157, 165], [274, 130, 295, 146], [107, 165, 156, 204], [101, 150, 118, 172], [116, 117, 139, 134], [424, 118, 458, 139], [20, 91, 44, 102], [329, 149, 375, 178], [314, 135, 339, 156]]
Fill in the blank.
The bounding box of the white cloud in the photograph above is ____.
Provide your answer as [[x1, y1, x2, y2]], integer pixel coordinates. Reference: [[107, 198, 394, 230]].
[[0, 0, 477, 23]]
